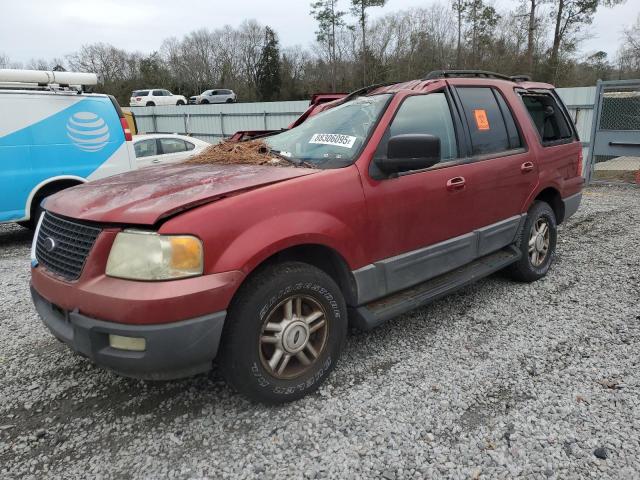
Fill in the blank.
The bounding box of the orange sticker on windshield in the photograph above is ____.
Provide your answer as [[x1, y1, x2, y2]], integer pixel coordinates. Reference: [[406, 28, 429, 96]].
[[473, 109, 490, 130]]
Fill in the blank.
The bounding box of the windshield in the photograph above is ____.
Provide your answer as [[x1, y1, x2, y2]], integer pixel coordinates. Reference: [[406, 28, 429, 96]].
[[264, 94, 391, 168]]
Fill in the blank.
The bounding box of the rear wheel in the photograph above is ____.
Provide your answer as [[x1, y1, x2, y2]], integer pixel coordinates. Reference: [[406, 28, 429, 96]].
[[146, 101, 155, 106], [507, 201, 557, 282], [219, 262, 347, 404]]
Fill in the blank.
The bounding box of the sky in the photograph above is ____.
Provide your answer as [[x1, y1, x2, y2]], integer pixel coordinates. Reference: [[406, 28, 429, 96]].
[[1, 0, 639, 64]]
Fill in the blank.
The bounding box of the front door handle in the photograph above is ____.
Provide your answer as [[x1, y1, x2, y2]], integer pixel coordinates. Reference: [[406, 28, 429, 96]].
[[521, 161, 534, 173], [151, 159, 161, 164], [446, 176, 466, 191]]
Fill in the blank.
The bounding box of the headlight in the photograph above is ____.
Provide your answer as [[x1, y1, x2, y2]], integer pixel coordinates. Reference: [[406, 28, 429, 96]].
[[106, 230, 203, 280]]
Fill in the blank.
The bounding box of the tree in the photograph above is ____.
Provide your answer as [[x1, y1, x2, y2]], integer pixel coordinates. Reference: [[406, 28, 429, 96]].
[[452, 0, 468, 67], [350, 0, 387, 86], [311, 0, 346, 92], [0, 52, 10, 69], [256, 27, 281, 101], [548, 0, 625, 82], [526, 0, 537, 74], [464, 0, 500, 67]]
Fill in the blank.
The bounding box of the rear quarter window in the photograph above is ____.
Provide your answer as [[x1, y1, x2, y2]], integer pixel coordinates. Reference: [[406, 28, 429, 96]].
[[132, 90, 149, 97], [519, 92, 574, 145]]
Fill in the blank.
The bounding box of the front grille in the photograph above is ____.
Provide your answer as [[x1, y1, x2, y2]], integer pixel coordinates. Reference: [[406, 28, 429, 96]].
[[35, 212, 102, 281]]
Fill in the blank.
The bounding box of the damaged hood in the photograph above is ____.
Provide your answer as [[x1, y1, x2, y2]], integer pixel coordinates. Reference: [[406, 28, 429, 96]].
[[45, 163, 318, 225]]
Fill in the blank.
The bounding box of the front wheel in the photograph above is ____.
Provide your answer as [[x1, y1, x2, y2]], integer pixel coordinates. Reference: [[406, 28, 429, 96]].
[[507, 201, 557, 282], [219, 262, 347, 404], [176, 100, 185, 106]]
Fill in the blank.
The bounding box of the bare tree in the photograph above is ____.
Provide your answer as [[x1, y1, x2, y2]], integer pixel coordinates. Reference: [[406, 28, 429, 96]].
[[350, 0, 387, 86], [311, 0, 346, 91]]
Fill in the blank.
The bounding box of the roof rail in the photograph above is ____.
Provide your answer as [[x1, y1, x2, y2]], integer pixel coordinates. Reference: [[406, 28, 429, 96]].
[[423, 70, 531, 82]]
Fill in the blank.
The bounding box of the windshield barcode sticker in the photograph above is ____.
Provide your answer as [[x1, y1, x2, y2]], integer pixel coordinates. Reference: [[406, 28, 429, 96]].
[[309, 133, 357, 148]]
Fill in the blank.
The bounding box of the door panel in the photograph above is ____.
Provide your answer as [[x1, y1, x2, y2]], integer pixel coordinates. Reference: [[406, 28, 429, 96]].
[[452, 84, 539, 226]]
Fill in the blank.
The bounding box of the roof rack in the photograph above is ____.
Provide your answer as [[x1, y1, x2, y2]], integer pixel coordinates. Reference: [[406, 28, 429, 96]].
[[0, 69, 97, 88], [423, 70, 531, 82]]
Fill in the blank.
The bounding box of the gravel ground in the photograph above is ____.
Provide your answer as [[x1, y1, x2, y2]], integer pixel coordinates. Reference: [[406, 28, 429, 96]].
[[1, 184, 639, 480]]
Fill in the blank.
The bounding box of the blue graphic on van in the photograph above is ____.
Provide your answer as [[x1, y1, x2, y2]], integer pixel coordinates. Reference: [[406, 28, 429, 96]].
[[0, 97, 124, 222]]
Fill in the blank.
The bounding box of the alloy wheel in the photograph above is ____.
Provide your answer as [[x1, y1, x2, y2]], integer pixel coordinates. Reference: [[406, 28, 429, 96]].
[[528, 217, 550, 267], [259, 295, 328, 379]]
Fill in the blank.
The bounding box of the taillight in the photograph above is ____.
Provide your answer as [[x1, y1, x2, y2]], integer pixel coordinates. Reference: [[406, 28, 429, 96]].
[[135, 97, 141, 101], [577, 149, 583, 177], [120, 117, 132, 141]]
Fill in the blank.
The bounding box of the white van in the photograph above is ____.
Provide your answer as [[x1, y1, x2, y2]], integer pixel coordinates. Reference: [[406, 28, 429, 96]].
[[0, 69, 136, 227]]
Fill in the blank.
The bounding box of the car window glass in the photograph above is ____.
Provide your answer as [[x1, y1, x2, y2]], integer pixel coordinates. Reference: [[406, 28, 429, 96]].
[[520, 93, 573, 143], [163, 90, 172, 96], [265, 94, 392, 167], [185, 141, 196, 151], [494, 91, 523, 149], [210, 91, 218, 96], [457, 87, 510, 155], [134, 139, 158, 158], [388, 93, 458, 160], [159, 138, 187, 154], [132, 90, 149, 97], [152, 90, 163, 96]]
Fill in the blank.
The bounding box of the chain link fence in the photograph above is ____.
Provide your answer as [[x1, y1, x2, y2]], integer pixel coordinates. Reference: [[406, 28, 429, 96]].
[[590, 81, 640, 183]]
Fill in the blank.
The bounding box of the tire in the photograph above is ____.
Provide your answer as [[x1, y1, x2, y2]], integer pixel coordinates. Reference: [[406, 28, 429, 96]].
[[225, 98, 233, 103], [176, 100, 185, 106], [146, 101, 155, 106], [506, 201, 557, 282], [219, 261, 347, 404], [200, 99, 209, 104]]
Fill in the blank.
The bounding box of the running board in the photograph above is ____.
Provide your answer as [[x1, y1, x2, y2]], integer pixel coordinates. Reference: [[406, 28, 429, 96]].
[[349, 245, 521, 331]]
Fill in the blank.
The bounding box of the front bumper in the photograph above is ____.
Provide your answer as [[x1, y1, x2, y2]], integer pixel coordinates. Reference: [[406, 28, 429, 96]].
[[562, 192, 582, 221], [31, 286, 225, 380]]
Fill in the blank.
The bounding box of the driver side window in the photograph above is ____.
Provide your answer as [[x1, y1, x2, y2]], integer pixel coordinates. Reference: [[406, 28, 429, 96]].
[[389, 93, 458, 160]]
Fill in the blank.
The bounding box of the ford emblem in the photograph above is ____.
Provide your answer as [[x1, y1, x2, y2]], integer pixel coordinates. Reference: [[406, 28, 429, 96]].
[[43, 237, 56, 252]]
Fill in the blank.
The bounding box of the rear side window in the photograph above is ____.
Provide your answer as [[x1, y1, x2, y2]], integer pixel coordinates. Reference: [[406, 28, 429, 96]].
[[388, 93, 458, 160], [457, 87, 520, 156], [159, 138, 187, 154], [152, 90, 164, 96], [520, 93, 573, 144]]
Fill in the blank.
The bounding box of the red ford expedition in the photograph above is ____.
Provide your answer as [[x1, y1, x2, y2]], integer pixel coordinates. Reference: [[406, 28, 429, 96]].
[[30, 71, 584, 403]]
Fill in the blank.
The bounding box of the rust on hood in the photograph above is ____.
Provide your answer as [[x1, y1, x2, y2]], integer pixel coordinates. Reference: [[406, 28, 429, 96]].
[[45, 162, 319, 225]]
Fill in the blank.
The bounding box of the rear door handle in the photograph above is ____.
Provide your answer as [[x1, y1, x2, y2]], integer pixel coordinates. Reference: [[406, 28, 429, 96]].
[[446, 176, 466, 191], [521, 161, 534, 173], [151, 159, 161, 164]]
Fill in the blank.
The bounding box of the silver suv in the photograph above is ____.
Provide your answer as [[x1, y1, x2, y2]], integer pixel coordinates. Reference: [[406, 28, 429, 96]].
[[189, 89, 237, 105]]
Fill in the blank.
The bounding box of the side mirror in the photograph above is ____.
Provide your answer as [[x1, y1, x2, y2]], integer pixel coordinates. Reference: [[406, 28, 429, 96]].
[[375, 134, 441, 175]]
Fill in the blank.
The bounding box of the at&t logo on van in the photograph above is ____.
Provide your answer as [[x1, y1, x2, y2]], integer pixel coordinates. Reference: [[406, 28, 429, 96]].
[[66, 112, 110, 152]]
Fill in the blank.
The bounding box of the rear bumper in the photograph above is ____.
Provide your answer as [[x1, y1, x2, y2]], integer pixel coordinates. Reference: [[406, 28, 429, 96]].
[[31, 285, 225, 380], [562, 192, 582, 221]]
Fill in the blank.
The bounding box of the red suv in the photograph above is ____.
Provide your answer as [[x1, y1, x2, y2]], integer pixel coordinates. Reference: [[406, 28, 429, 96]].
[[30, 71, 584, 403]]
